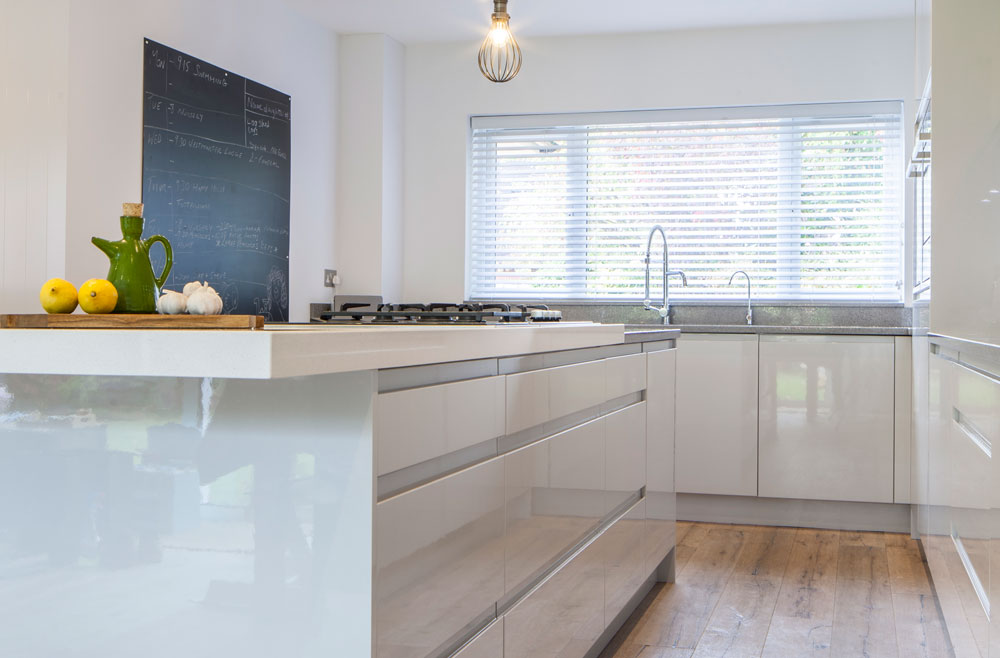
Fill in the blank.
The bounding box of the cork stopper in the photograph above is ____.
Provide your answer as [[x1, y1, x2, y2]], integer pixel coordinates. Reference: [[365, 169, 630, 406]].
[[122, 202, 144, 218]]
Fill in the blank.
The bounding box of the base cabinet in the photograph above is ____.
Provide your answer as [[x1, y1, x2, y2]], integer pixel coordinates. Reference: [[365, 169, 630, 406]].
[[923, 342, 1000, 658], [376, 344, 676, 658], [676, 334, 758, 496], [503, 537, 605, 658], [375, 458, 506, 658], [603, 500, 646, 623], [757, 336, 895, 503]]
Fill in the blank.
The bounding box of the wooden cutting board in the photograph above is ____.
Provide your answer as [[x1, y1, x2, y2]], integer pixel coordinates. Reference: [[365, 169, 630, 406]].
[[0, 314, 266, 330]]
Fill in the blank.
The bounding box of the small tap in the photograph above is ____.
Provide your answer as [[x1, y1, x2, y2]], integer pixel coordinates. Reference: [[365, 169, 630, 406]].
[[729, 270, 752, 325]]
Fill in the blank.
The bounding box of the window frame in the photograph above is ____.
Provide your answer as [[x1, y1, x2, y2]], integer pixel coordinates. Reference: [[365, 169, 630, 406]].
[[467, 101, 907, 304]]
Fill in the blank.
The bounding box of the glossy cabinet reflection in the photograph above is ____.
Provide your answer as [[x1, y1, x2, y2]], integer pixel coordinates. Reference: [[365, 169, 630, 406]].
[[676, 334, 758, 496], [602, 499, 645, 623], [504, 418, 605, 595], [376, 458, 505, 658], [605, 403, 646, 512], [503, 537, 605, 658], [506, 359, 606, 434], [0, 371, 377, 658], [376, 376, 505, 475], [758, 336, 895, 503]]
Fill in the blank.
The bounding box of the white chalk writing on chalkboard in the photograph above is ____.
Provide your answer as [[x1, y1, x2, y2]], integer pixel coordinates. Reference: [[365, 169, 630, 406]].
[[142, 38, 290, 320]]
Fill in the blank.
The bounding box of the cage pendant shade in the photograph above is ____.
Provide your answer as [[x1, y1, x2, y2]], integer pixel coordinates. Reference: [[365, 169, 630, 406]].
[[478, 0, 521, 83]]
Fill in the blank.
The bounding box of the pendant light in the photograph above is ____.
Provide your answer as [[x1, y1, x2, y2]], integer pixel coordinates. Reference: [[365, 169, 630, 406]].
[[478, 0, 522, 83]]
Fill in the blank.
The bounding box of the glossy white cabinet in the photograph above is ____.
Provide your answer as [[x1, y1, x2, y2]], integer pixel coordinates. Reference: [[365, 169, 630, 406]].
[[930, 0, 1000, 346], [605, 353, 647, 400], [676, 334, 758, 496], [504, 418, 606, 595], [376, 458, 505, 658], [948, 362, 996, 623], [645, 348, 676, 577], [912, 334, 931, 536], [603, 499, 646, 624], [376, 375, 505, 475], [503, 537, 605, 658], [506, 359, 605, 434], [453, 620, 503, 658], [926, 352, 954, 542], [758, 336, 895, 503], [605, 403, 646, 512]]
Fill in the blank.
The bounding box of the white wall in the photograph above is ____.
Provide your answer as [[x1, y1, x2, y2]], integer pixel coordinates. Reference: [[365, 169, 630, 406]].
[[335, 34, 404, 299], [0, 1, 69, 314], [62, 0, 337, 321], [401, 19, 915, 301]]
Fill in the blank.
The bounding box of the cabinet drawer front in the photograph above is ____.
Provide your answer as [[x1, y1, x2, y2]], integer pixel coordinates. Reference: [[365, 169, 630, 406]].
[[605, 353, 646, 400], [605, 403, 646, 512], [376, 458, 505, 658], [506, 359, 606, 434], [452, 619, 502, 658], [505, 418, 605, 595], [953, 363, 1000, 454], [377, 376, 505, 476], [503, 536, 605, 658]]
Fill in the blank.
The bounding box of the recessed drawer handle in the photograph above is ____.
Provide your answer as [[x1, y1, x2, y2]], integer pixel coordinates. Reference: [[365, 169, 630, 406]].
[[954, 407, 992, 458]]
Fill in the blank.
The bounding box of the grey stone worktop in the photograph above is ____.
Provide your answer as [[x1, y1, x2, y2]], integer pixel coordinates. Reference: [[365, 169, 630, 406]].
[[666, 324, 911, 336], [583, 303, 912, 337]]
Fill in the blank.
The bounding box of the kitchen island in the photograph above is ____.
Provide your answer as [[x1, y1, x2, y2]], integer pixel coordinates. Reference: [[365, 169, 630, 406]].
[[0, 323, 678, 658]]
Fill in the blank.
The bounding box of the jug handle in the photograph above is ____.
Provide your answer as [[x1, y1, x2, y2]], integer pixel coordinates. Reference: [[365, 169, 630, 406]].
[[145, 235, 174, 289]]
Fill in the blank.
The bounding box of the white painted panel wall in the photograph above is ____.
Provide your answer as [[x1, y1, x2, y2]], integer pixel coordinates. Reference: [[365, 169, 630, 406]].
[[401, 19, 915, 300], [62, 0, 337, 321], [336, 34, 405, 299], [0, 1, 69, 313]]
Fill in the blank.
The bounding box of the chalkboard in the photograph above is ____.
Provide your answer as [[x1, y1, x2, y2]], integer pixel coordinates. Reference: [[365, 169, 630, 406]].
[[141, 38, 290, 320]]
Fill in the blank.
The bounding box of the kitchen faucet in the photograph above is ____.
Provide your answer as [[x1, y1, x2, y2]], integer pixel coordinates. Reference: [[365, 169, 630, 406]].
[[643, 225, 687, 325], [728, 270, 752, 325]]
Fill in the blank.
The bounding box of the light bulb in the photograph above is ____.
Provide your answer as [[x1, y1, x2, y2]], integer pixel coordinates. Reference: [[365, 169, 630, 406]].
[[489, 22, 511, 46], [478, 0, 522, 83]]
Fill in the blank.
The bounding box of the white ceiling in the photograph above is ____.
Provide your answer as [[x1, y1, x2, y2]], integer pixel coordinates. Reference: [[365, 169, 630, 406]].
[[286, 0, 913, 44]]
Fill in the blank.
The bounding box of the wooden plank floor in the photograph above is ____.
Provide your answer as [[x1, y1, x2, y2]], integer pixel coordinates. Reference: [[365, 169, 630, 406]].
[[599, 522, 953, 658]]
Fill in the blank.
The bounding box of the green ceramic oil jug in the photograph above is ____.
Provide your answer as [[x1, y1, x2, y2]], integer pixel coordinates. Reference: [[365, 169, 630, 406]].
[[92, 203, 173, 313]]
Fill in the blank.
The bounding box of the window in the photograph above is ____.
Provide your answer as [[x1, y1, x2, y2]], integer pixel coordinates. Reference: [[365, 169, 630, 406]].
[[469, 102, 905, 302]]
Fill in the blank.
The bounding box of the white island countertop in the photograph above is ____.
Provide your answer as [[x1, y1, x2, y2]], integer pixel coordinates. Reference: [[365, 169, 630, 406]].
[[0, 321, 626, 379]]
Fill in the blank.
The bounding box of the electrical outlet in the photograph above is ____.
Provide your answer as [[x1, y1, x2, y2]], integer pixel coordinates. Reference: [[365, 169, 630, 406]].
[[324, 269, 339, 288]]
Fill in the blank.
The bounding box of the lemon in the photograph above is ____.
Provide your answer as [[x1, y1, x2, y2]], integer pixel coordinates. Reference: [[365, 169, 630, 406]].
[[78, 279, 119, 314], [39, 278, 78, 314]]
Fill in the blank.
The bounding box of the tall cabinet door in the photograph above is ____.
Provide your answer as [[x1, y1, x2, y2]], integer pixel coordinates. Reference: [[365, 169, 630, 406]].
[[645, 347, 676, 577], [676, 334, 759, 496], [758, 335, 894, 503]]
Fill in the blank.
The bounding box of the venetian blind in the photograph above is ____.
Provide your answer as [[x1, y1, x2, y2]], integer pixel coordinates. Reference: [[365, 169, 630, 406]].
[[469, 102, 904, 301]]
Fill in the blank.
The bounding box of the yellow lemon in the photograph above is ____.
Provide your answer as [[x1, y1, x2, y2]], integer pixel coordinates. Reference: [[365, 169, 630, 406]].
[[78, 279, 119, 314], [39, 278, 78, 314]]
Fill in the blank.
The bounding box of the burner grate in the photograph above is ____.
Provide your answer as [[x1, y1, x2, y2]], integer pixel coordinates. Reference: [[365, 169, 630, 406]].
[[316, 302, 558, 324]]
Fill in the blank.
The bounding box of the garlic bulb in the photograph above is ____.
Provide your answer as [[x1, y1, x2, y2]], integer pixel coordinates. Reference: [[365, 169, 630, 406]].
[[187, 287, 223, 315], [157, 290, 188, 315], [182, 280, 205, 297]]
